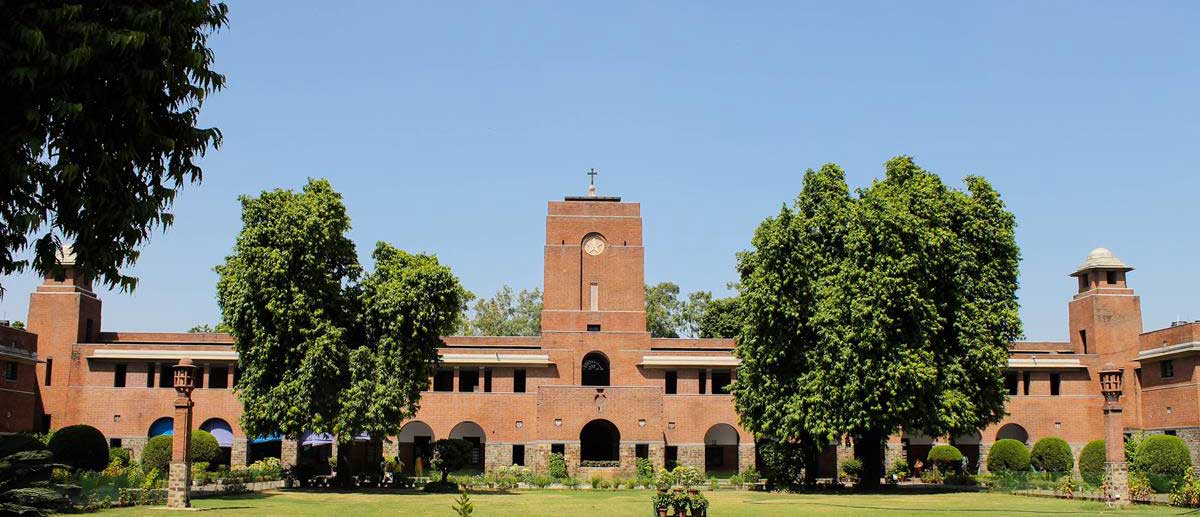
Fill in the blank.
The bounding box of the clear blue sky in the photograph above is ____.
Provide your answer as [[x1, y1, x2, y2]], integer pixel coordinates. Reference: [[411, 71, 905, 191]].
[[1, 1, 1197, 341]]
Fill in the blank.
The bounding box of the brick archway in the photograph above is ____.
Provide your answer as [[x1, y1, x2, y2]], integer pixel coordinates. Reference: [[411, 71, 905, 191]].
[[450, 421, 486, 468], [704, 423, 739, 474], [580, 419, 620, 462], [581, 352, 610, 387], [995, 423, 1029, 444]]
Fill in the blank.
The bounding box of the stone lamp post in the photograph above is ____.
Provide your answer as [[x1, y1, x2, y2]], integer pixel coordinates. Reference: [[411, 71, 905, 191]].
[[168, 358, 197, 509], [1099, 363, 1130, 504]]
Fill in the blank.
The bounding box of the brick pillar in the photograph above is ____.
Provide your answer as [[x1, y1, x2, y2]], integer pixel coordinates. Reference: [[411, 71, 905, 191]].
[[677, 445, 704, 472], [737, 443, 756, 474], [529, 443, 550, 474], [648, 443, 665, 471], [281, 439, 299, 468], [564, 443, 581, 477], [978, 443, 992, 474], [231, 438, 248, 467], [836, 439, 854, 481], [382, 438, 399, 460], [883, 441, 905, 474], [167, 393, 193, 508], [619, 443, 636, 475], [1179, 428, 1200, 470], [1101, 366, 1130, 505]]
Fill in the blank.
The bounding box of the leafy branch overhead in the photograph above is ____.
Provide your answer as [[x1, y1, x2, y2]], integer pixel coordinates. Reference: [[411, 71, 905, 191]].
[[1, 1, 229, 295], [215, 179, 469, 443]]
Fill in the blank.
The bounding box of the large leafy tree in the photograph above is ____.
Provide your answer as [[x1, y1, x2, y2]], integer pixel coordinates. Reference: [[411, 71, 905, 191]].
[[215, 179, 468, 450], [462, 285, 541, 336], [644, 282, 715, 338], [734, 157, 1020, 487], [698, 296, 741, 339], [1, 1, 228, 295]]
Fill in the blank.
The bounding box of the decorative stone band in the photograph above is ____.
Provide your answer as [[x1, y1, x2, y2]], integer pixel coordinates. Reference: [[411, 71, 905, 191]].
[[1005, 357, 1086, 369], [437, 353, 552, 366], [1136, 341, 1200, 362], [88, 349, 238, 361], [639, 356, 740, 369], [0, 344, 37, 364]]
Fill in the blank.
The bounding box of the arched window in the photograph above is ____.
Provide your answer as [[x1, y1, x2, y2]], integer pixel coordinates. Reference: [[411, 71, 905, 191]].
[[995, 423, 1029, 444], [148, 417, 174, 437], [581, 352, 609, 386]]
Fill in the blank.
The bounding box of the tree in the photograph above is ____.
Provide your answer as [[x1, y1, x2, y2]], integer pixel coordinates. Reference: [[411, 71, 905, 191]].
[[462, 286, 541, 336], [187, 323, 231, 333], [430, 438, 474, 483], [215, 179, 468, 456], [644, 282, 684, 338], [698, 296, 741, 339], [0, 1, 228, 296], [734, 158, 1020, 488]]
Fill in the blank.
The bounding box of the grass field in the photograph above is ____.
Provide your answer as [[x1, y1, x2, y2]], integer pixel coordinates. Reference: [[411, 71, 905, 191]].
[[96, 488, 1186, 516]]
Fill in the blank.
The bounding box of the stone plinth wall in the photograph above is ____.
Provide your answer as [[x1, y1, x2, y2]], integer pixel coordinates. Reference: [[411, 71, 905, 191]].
[[884, 442, 905, 473], [280, 439, 298, 467], [382, 439, 399, 460], [231, 439, 248, 467], [484, 443, 512, 471], [648, 443, 665, 470], [1179, 428, 1200, 469], [565, 443, 581, 477], [618, 443, 637, 475], [167, 461, 191, 508], [124, 437, 147, 464], [738, 444, 755, 473], [676, 445, 703, 471]]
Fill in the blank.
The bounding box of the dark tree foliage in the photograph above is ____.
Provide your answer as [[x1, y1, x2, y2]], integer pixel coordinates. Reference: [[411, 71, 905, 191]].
[[0, 448, 70, 516], [698, 296, 741, 339], [46, 424, 107, 471], [735, 158, 1021, 488], [430, 438, 474, 483], [0, 1, 227, 295]]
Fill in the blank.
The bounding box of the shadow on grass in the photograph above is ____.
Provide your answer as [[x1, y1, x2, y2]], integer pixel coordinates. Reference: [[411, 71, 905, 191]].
[[279, 487, 526, 496]]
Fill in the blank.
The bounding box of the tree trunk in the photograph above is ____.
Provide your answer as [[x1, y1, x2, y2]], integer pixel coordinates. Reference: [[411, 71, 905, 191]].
[[802, 443, 819, 486], [854, 430, 885, 489], [336, 441, 354, 488]]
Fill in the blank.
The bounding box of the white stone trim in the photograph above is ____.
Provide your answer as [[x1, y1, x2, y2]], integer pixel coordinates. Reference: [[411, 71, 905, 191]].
[[1136, 341, 1200, 362], [88, 349, 238, 361], [438, 353, 551, 366], [1006, 357, 1086, 369], [639, 355, 739, 368]]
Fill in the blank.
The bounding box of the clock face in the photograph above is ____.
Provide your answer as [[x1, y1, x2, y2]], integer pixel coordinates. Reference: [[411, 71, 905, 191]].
[[583, 235, 606, 256]]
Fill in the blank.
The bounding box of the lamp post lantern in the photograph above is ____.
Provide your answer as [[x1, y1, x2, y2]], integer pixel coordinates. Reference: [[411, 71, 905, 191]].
[[167, 358, 197, 508]]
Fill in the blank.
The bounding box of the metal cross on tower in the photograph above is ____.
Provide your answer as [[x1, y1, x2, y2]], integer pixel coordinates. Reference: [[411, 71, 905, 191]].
[[587, 168, 598, 186]]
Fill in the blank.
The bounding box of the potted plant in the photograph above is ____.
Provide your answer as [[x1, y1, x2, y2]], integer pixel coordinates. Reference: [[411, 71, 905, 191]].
[[689, 492, 709, 517], [670, 490, 690, 516], [651, 492, 672, 517]]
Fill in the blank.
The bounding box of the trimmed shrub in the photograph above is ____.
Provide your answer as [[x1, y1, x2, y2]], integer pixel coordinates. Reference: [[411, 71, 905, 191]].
[[986, 439, 1030, 472], [1078, 440, 1106, 484], [109, 446, 131, 466], [841, 458, 863, 481], [142, 435, 173, 472], [928, 445, 964, 474], [48, 424, 109, 471], [1030, 437, 1073, 473], [1133, 435, 1191, 478], [140, 431, 221, 473], [548, 452, 567, 479], [190, 430, 221, 465]]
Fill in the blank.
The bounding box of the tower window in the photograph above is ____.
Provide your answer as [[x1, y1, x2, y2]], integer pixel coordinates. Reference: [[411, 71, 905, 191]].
[[1078, 275, 1088, 292], [433, 369, 454, 391], [1106, 271, 1117, 284], [665, 370, 677, 394], [513, 369, 526, 393], [1050, 373, 1061, 396], [1161, 360, 1175, 379], [581, 352, 610, 386], [590, 283, 599, 312], [712, 370, 732, 394], [586, 324, 601, 332], [44, 358, 52, 386], [114, 364, 127, 388], [699, 370, 707, 395], [1022, 371, 1031, 395], [3, 361, 17, 381], [146, 363, 155, 387], [158, 363, 174, 388], [484, 368, 492, 393], [1004, 372, 1018, 395], [1079, 330, 1088, 354], [459, 369, 479, 392], [512, 445, 525, 466], [209, 366, 229, 389]]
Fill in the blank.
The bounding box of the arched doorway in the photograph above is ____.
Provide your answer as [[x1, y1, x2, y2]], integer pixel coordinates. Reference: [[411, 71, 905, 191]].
[[951, 432, 982, 473], [580, 419, 620, 463], [704, 424, 740, 474], [582, 352, 610, 386], [200, 418, 234, 467], [995, 423, 1029, 444], [148, 417, 174, 437], [398, 421, 435, 475], [450, 421, 486, 469]]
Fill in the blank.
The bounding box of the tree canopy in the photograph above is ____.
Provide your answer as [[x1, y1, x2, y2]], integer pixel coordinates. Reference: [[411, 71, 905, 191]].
[[734, 157, 1020, 487], [1, 1, 228, 296], [215, 179, 468, 444], [644, 282, 725, 338], [461, 285, 540, 336]]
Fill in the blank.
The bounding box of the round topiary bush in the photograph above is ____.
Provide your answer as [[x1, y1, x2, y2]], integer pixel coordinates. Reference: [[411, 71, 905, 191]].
[[927, 445, 965, 473], [48, 424, 109, 471], [986, 439, 1030, 472], [141, 435, 173, 473], [141, 431, 222, 473], [1132, 434, 1191, 478], [1030, 437, 1073, 473], [1078, 440, 1106, 484]]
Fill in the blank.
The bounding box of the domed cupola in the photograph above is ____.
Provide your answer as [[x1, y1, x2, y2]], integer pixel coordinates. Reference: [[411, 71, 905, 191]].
[[1071, 248, 1133, 293]]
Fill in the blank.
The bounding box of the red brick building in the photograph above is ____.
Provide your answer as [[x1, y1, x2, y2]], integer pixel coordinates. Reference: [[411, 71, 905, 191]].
[[10, 190, 1200, 477]]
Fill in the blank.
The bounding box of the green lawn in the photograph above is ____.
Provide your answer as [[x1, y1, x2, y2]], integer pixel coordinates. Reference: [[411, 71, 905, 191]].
[[97, 488, 1184, 516]]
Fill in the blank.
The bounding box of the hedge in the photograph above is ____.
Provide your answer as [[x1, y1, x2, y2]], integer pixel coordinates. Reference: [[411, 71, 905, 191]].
[[986, 439, 1030, 472], [928, 445, 964, 473], [48, 424, 109, 471], [1078, 440, 1106, 484], [0, 434, 47, 457], [1030, 437, 1073, 473], [141, 431, 221, 473], [1133, 435, 1191, 478], [109, 447, 131, 466]]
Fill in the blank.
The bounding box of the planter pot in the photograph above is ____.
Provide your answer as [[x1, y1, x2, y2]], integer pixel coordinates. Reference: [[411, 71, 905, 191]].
[[657, 510, 668, 517], [691, 510, 705, 517], [687, 489, 699, 495]]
